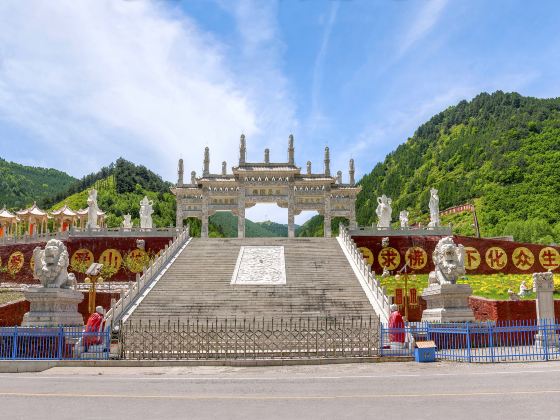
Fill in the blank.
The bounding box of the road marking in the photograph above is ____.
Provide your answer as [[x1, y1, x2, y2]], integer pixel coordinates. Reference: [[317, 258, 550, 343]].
[[1, 389, 560, 400], [2, 368, 560, 382]]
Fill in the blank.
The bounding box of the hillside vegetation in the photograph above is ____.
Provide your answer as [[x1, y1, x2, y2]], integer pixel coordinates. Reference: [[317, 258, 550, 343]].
[[52, 159, 176, 228], [355, 91, 560, 243], [0, 158, 76, 209]]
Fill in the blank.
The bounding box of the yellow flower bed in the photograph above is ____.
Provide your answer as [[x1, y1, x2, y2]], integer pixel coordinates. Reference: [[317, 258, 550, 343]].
[[379, 273, 560, 301]]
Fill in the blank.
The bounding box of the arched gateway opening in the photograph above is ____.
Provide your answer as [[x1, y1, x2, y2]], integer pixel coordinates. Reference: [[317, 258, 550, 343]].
[[246, 203, 288, 237], [173, 135, 360, 238]]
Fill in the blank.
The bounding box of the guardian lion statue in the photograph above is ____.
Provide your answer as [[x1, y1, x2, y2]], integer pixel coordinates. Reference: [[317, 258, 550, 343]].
[[32, 239, 77, 289], [428, 237, 465, 285]]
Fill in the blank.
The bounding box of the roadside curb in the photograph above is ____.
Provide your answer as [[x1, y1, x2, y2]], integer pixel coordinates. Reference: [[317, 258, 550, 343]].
[[0, 356, 413, 373]]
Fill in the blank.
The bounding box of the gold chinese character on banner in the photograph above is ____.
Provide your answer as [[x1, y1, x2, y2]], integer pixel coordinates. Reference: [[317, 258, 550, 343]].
[[405, 247, 427, 270], [539, 247, 560, 271], [358, 247, 374, 265], [7, 251, 24, 274], [512, 247, 534, 271], [99, 248, 123, 272], [464, 247, 481, 270], [378, 247, 400, 270], [485, 247, 507, 270]]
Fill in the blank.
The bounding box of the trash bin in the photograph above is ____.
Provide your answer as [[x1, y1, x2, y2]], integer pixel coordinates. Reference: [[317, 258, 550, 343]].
[[414, 340, 436, 362]]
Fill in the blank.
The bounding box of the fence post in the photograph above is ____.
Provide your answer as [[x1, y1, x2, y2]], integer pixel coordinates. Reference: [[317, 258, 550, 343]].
[[57, 327, 64, 359], [11, 326, 18, 359], [543, 319, 549, 362], [379, 323, 384, 356], [488, 321, 495, 363], [466, 322, 472, 363]]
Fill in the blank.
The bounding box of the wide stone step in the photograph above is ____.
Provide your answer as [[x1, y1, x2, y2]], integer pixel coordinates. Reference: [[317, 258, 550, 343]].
[[127, 237, 376, 323]]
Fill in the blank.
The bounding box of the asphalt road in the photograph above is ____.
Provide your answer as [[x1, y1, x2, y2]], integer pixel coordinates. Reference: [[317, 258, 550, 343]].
[[1, 361, 560, 420]]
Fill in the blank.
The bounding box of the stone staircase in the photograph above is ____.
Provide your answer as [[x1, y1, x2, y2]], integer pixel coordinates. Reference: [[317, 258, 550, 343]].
[[127, 237, 378, 323]]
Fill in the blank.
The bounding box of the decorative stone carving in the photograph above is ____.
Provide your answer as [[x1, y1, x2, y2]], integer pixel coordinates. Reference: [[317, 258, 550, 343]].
[[231, 246, 286, 285], [376, 195, 392, 228], [173, 137, 361, 239], [177, 158, 184, 186], [86, 189, 99, 229], [32, 239, 77, 289], [139, 196, 154, 229], [306, 161, 312, 175], [428, 237, 465, 285], [399, 210, 409, 229], [23, 240, 83, 327], [428, 188, 440, 228], [349, 159, 355, 186], [381, 237, 390, 248], [122, 214, 133, 229], [421, 237, 473, 322], [222, 161, 227, 176], [191, 171, 196, 185]]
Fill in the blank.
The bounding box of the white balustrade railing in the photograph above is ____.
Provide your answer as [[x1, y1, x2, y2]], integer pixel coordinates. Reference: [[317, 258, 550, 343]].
[[0, 227, 180, 246], [0, 230, 70, 246], [338, 225, 391, 322], [104, 226, 190, 326]]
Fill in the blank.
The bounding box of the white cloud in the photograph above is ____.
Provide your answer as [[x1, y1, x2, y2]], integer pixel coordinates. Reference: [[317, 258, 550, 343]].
[[398, 0, 448, 57], [0, 0, 296, 183]]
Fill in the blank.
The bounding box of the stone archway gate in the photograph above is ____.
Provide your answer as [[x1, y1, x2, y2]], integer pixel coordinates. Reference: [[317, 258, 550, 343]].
[[172, 135, 361, 238]]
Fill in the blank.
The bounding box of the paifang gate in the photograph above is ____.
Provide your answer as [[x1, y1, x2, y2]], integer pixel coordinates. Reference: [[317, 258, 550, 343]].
[[172, 134, 361, 238]]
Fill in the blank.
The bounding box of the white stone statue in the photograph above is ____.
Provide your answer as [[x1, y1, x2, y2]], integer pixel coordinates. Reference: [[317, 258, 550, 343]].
[[428, 188, 440, 228], [519, 280, 530, 297], [376, 194, 392, 228], [122, 214, 133, 229], [86, 189, 99, 229], [139, 196, 154, 229], [32, 239, 77, 289], [428, 237, 465, 285], [399, 210, 409, 229]]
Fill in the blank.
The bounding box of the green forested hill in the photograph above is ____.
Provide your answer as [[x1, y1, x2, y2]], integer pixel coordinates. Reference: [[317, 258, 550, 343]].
[[355, 91, 560, 243], [186, 212, 294, 238], [51, 159, 176, 228], [0, 158, 76, 209]]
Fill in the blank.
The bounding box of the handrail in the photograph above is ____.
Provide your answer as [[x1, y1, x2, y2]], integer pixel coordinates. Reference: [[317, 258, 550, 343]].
[[338, 224, 391, 322], [104, 225, 190, 326]]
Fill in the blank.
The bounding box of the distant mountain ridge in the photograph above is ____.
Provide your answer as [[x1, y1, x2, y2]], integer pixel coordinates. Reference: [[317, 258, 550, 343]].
[[0, 158, 76, 209]]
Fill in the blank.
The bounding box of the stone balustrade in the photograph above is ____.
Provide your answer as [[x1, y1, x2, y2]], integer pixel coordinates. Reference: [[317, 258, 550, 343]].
[[0, 227, 180, 246], [338, 225, 391, 322], [104, 226, 190, 327]]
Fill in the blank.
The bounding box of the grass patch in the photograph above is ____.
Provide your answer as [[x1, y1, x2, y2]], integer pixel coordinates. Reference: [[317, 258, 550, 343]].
[[0, 290, 24, 306], [379, 273, 560, 301]]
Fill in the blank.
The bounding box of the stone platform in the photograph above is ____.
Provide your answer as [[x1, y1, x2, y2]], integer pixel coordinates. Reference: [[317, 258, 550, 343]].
[[421, 284, 475, 323], [22, 288, 84, 327]]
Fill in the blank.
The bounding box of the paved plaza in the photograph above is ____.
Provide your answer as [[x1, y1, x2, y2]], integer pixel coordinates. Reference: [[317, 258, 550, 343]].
[[1, 361, 560, 419]]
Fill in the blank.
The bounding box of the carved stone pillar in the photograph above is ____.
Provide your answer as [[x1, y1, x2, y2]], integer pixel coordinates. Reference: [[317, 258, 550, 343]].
[[238, 187, 245, 238], [201, 191, 209, 238], [175, 204, 183, 228], [349, 199, 357, 229], [533, 272, 559, 348], [324, 193, 332, 238], [288, 184, 295, 238]]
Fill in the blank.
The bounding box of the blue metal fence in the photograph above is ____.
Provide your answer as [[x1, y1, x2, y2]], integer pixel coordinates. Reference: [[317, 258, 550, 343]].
[[0, 326, 111, 360], [380, 319, 560, 362]]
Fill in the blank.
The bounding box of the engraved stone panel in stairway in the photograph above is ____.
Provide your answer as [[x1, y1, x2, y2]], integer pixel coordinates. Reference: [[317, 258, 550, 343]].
[[231, 246, 286, 285]]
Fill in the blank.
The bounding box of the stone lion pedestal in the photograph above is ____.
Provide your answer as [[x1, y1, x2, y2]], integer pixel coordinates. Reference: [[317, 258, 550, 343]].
[[421, 284, 475, 322], [421, 237, 475, 323], [22, 288, 84, 327], [21, 238, 84, 328]]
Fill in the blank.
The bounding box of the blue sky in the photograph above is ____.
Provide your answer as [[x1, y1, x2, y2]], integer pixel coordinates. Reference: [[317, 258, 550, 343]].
[[1, 0, 559, 223]]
